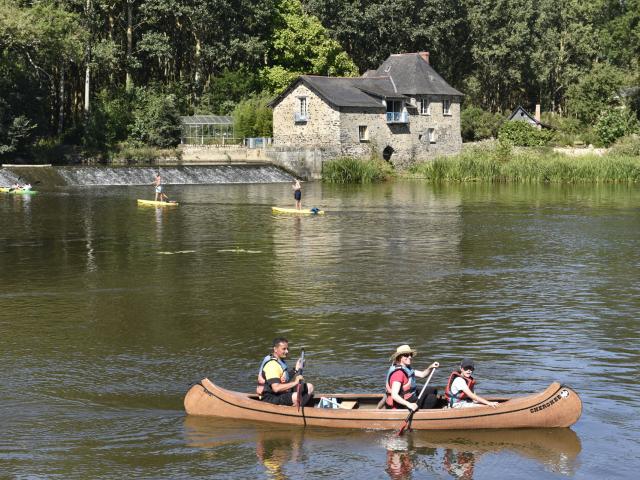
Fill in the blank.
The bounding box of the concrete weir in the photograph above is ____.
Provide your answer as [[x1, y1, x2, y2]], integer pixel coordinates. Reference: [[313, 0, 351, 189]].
[[0, 163, 294, 186]]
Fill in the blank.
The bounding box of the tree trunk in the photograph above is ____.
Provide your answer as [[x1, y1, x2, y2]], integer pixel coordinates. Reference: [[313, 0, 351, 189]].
[[84, 0, 92, 116], [58, 66, 65, 135], [126, 0, 134, 91]]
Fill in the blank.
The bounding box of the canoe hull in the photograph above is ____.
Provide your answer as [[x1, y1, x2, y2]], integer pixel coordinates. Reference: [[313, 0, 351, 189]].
[[137, 199, 179, 207], [272, 207, 324, 215], [184, 379, 581, 430]]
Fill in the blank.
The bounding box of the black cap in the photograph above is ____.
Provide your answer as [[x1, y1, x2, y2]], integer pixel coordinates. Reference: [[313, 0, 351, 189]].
[[460, 358, 474, 369]]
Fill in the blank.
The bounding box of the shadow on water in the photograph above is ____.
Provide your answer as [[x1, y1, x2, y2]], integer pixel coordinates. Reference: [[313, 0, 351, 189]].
[[183, 416, 581, 479]]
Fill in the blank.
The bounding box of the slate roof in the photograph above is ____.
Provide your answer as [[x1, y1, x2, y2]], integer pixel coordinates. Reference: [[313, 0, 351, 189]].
[[269, 52, 463, 109], [507, 106, 554, 129], [371, 53, 463, 96]]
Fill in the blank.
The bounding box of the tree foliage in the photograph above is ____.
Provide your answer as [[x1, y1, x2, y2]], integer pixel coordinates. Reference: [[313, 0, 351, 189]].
[[0, 0, 639, 156]]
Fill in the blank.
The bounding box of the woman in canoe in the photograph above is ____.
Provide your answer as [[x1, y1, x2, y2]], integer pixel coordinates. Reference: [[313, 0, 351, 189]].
[[292, 179, 302, 210], [445, 358, 498, 408], [386, 345, 439, 411]]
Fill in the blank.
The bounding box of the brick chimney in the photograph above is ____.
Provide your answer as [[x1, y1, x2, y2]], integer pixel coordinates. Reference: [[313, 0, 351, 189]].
[[419, 51, 430, 64]]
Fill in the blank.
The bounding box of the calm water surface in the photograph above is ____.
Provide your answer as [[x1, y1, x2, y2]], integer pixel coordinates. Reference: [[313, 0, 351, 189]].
[[1, 180, 639, 479]]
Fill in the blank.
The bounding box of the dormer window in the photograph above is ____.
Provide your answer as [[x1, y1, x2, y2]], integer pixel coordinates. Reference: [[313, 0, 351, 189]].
[[443, 99, 451, 116]]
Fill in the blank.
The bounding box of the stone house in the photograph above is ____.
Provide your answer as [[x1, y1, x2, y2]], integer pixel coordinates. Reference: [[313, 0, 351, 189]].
[[268, 52, 463, 168]]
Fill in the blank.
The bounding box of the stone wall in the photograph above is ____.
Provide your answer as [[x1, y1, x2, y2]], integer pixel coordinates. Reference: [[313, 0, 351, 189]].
[[272, 84, 341, 147]]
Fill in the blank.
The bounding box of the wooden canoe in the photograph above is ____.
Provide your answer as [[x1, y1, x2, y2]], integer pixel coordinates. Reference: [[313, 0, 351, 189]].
[[184, 378, 582, 430]]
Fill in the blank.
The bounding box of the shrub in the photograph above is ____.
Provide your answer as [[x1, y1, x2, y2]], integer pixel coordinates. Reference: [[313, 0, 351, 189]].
[[461, 106, 504, 141], [609, 135, 640, 156], [322, 156, 393, 183], [498, 121, 553, 146], [233, 94, 273, 138], [595, 109, 639, 147]]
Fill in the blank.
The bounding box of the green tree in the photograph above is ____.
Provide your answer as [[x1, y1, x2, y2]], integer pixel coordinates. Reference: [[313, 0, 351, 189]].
[[261, 0, 358, 93], [565, 62, 627, 124], [129, 88, 181, 147], [233, 94, 273, 138]]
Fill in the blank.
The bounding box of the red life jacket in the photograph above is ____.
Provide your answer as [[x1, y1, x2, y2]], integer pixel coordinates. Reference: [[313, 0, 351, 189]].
[[256, 355, 289, 395], [385, 365, 416, 408], [444, 370, 476, 406]]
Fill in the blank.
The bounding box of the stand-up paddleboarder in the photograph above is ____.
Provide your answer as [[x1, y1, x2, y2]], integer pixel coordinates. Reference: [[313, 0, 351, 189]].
[[293, 179, 302, 210], [153, 171, 168, 202]]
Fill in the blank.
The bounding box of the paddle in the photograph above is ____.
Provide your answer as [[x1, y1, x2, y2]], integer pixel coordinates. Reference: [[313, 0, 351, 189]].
[[397, 365, 438, 436], [296, 348, 305, 412]]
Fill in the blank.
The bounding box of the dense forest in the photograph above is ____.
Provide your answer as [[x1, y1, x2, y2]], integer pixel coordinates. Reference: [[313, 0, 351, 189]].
[[0, 0, 638, 159]]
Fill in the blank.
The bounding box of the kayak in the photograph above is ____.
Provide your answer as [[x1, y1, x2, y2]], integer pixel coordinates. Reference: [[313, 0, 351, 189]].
[[272, 206, 324, 215], [184, 379, 582, 430], [137, 199, 179, 207], [0, 187, 37, 195]]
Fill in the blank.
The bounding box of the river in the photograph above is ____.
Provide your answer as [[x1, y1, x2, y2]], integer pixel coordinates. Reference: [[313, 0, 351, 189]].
[[1, 179, 638, 479]]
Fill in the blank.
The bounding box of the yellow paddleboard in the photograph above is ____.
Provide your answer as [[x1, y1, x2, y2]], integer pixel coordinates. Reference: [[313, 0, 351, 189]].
[[272, 206, 324, 215], [137, 199, 179, 207]]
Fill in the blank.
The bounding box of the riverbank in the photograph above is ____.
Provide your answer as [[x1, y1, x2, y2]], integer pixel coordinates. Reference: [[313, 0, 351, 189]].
[[321, 142, 640, 184], [407, 143, 640, 183]]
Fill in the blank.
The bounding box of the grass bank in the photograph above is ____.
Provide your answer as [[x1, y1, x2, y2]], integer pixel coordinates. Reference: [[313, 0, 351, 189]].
[[408, 144, 640, 183], [322, 156, 394, 183]]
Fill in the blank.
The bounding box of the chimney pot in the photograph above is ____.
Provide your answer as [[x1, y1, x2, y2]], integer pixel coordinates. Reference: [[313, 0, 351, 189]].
[[419, 51, 430, 64]]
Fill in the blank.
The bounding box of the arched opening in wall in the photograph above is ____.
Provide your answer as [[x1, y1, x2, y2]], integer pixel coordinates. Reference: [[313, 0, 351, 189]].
[[382, 146, 394, 162]]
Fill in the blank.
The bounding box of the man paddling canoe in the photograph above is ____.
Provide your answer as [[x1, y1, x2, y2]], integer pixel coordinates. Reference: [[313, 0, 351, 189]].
[[256, 337, 314, 407]]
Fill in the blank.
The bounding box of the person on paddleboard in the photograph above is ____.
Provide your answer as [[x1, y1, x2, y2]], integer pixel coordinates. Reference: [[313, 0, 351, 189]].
[[292, 179, 302, 210], [153, 171, 168, 202], [444, 358, 498, 408], [386, 345, 439, 411], [256, 337, 314, 407]]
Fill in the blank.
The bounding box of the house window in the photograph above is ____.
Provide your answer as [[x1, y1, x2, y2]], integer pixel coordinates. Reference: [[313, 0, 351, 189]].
[[428, 128, 436, 143], [294, 97, 308, 122], [358, 125, 369, 142], [443, 99, 451, 116], [420, 98, 431, 115]]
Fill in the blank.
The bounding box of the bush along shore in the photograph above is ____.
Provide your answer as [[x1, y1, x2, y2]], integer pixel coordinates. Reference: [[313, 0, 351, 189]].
[[322, 156, 395, 183], [407, 142, 640, 183]]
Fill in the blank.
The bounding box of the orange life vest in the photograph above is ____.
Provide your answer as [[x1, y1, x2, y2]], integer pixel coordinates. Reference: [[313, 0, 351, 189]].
[[444, 370, 476, 406]]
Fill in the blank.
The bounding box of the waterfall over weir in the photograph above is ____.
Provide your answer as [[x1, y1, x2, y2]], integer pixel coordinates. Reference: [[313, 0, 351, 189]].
[[1, 164, 294, 186], [0, 169, 20, 185]]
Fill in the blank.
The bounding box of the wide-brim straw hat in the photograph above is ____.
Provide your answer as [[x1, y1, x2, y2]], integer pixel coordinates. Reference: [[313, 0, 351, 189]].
[[390, 344, 417, 362]]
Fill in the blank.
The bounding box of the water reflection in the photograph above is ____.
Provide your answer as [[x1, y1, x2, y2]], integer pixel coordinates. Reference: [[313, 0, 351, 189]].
[[184, 417, 581, 479], [256, 429, 303, 480]]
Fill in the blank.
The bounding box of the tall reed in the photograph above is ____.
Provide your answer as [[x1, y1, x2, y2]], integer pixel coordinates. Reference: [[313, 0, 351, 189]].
[[322, 156, 393, 183], [409, 144, 640, 183]]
